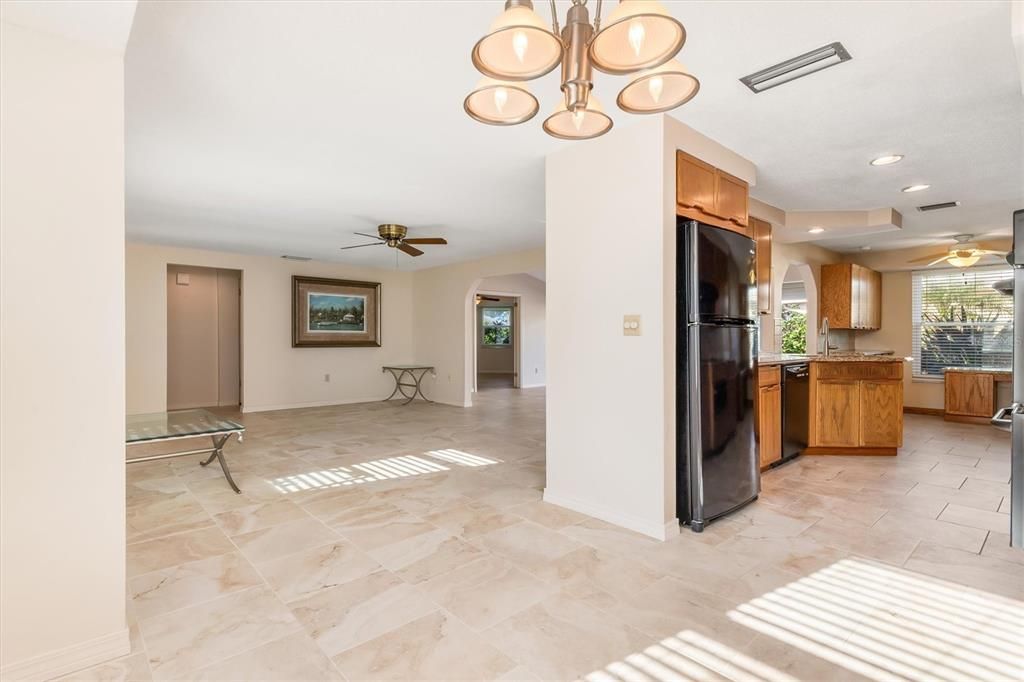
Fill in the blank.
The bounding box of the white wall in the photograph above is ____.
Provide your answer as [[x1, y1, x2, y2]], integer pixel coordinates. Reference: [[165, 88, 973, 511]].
[[127, 243, 415, 414], [545, 116, 758, 541], [477, 273, 546, 387], [411, 249, 545, 407], [0, 15, 131, 678]]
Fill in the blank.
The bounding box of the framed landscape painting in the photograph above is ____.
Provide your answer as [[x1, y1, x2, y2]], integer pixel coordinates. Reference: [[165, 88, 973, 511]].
[[292, 276, 381, 347]]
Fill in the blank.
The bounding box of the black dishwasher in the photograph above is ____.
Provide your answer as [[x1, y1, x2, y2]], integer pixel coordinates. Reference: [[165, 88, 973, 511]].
[[782, 363, 809, 461]]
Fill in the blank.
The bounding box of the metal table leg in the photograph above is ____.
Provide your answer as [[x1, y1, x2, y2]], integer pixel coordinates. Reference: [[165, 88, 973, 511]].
[[199, 433, 241, 493], [383, 367, 432, 404]]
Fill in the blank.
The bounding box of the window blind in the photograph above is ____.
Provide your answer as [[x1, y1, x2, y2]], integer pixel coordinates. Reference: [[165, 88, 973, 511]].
[[911, 265, 1013, 378]]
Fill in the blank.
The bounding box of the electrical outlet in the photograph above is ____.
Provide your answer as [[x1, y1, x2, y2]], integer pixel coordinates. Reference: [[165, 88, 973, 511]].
[[324, 373, 330, 382], [623, 314, 641, 336]]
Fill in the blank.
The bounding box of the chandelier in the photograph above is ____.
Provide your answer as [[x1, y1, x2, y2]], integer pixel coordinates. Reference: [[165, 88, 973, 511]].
[[464, 0, 699, 140]]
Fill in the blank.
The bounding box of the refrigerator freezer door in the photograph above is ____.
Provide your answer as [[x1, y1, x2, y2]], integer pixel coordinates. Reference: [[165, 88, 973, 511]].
[[696, 223, 757, 324], [689, 323, 759, 525]]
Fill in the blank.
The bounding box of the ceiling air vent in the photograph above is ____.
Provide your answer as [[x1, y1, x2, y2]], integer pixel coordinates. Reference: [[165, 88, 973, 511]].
[[281, 255, 312, 261], [916, 201, 961, 212], [740, 42, 852, 93]]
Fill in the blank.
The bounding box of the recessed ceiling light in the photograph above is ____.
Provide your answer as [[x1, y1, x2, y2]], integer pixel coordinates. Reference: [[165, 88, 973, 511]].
[[902, 184, 930, 193], [870, 155, 903, 166], [808, 227, 825, 234]]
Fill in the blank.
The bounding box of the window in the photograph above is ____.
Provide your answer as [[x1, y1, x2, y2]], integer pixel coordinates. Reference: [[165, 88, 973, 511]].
[[481, 307, 512, 346], [780, 280, 808, 354], [911, 265, 1013, 378]]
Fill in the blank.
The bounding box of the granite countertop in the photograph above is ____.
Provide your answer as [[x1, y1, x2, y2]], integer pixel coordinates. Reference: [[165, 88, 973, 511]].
[[943, 366, 1012, 374], [758, 352, 910, 366]]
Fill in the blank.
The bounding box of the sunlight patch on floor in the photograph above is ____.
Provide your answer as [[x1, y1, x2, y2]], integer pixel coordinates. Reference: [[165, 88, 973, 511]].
[[584, 629, 797, 682], [726, 557, 1024, 682], [269, 449, 502, 493]]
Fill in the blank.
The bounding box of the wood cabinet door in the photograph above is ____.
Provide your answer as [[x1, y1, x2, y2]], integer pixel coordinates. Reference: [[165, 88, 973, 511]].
[[815, 380, 860, 446], [820, 264, 853, 329], [945, 372, 995, 417], [715, 171, 749, 227], [860, 380, 903, 447], [758, 383, 782, 467], [752, 217, 772, 315], [676, 151, 717, 214], [868, 269, 882, 329]]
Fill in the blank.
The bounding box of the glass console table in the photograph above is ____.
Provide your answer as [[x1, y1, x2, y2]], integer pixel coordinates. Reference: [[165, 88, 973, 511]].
[[126, 409, 245, 493]]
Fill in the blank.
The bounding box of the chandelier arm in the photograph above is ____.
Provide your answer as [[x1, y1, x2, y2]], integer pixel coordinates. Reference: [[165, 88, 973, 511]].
[[548, 0, 561, 38], [594, 0, 602, 32]]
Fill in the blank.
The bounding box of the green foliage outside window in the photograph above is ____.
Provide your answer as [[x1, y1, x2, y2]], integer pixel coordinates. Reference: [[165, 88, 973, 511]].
[[481, 307, 512, 346], [781, 304, 807, 354]]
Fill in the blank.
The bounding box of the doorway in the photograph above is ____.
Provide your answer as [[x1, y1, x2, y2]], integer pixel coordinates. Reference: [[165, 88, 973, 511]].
[[167, 265, 242, 410], [474, 293, 520, 391]]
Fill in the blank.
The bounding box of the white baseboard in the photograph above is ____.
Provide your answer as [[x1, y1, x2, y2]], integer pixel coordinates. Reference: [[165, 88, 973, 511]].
[[543, 489, 678, 541], [242, 396, 383, 413], [519, 382, 546, 389], [1, 628, 129, 681]]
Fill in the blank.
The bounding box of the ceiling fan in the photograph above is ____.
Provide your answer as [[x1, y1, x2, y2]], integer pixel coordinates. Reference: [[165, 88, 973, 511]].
[[340, 224, 447, 257], [907, 234, 1005, 268]]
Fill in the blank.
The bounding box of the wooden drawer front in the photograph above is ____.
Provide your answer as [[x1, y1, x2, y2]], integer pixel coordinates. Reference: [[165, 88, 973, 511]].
[[758, 365, 781, 387], [815, 380, 861, 447], [860, 381, 903, 447], [815, 362, 902, 381], [945, 372, 994, 417]]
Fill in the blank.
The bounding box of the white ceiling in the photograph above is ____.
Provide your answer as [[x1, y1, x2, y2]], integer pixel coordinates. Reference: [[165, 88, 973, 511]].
[[125, 1, 1023, 268]]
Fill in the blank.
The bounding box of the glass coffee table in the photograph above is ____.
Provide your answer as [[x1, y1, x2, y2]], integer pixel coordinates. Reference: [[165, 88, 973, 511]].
[[126, 409, 245, 493]]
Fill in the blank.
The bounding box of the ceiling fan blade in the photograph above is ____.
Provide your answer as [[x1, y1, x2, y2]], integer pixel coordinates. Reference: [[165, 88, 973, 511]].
[[403, 238, 447, 245], [907, 252, 948, 263], [340, 242, 385, 250], [973, 249, 1006, 256], [927, 255, 952, 266], [397, 243, 424, 257], [353, 232, 383, 240]]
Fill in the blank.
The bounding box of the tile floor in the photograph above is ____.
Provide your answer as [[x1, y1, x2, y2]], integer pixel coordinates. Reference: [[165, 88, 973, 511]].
[[70, 387, 1023, 681]]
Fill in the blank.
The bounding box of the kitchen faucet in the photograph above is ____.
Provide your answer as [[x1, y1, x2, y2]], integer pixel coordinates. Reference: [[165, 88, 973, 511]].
[[820, 317, 831, 357]]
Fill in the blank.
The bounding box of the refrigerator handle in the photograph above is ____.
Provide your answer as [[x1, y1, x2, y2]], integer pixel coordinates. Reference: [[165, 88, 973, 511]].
[[686, 222, 700, 325]]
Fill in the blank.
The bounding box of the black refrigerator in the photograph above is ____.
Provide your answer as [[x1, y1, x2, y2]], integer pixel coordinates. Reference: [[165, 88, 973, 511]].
[[676, 219, 759, 531]]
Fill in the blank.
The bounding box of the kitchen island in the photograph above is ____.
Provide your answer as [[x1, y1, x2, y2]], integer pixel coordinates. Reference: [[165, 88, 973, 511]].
[[758, 353, 909, 457]]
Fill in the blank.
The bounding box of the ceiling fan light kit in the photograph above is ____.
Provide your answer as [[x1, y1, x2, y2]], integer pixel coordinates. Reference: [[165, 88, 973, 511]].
[[908, 234, 1004, 269], [465, 0, 698, 139]]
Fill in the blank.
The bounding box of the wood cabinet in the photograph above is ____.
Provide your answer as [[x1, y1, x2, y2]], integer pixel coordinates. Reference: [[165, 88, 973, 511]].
[[807, 361, 903, 454], [820, 263, 882, 330], [944, 370, 995, 422], [756, 366, 782, 470], [676, 151, 749, 236], [752, 217, 772, 315]]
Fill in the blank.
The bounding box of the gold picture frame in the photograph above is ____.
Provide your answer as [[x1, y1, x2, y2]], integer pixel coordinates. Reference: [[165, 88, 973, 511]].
[[292, 276, 381, 347]]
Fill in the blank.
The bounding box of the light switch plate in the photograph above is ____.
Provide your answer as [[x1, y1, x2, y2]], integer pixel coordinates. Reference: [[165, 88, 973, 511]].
[[623, 314, 641, 336], [176, 273, 190, 285]]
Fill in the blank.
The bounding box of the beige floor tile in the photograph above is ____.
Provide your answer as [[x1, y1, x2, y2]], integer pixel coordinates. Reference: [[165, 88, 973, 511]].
[[424, 499, 521, 538], [904, 541, 1024, 600], [191, 632, 343, 681], [129, 551, 263, 620], [288, 569, 437, 657], [127, 526, 235, 578], [476, 521, 581, 572], [506, 500, 588, 529], [333, 610, 517, 681], [258, 540, 381, 603], [212, 499, 308, 535], [420, 555, 555, 631], [139, 586, 300, 680], [374, 530, 485, 584], [56, 652, 152, 682], [558, 517, 664, 557], [126, 491, 213, 544], [232, 517, 339, 563], [981, 532, 1024, 565], [531, 546, 662, 608], [484, 593, 651, 681], [938, 503, 1011, 533], [799, 516, 922, 566], [873, 509, 989, 553], [907, 482, 1005, 512]]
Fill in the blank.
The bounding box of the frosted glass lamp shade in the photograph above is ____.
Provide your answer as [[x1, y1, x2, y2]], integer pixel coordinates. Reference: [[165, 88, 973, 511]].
[[589, 1, 686, 74], [542, 95, 613, 140], [472, 6, 563, 81], [617, 60, 699, 113], [464, 78, 539, 126], [948, 254, 980, 268]]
